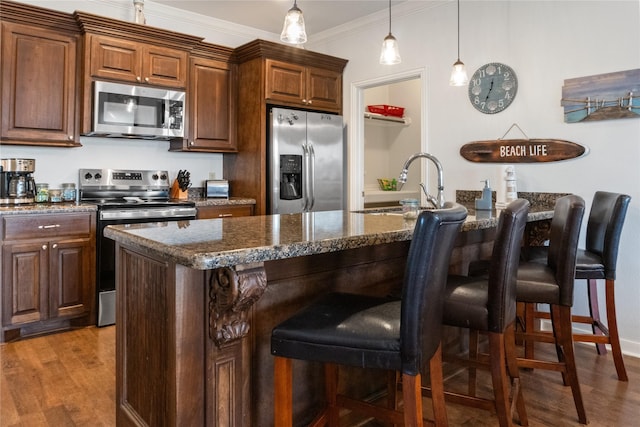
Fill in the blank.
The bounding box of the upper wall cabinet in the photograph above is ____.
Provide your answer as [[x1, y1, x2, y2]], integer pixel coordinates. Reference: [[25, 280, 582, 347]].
[[0, 3, 82, 147], [74, 11, 203, 135], [170, 43, 237, 152], [87, 35, 188, 88], [224, 40, 347, 215], [265, 59, 342, 112]]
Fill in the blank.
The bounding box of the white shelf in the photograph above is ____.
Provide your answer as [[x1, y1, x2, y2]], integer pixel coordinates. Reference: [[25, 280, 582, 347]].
[[364, 112, 412, 125]]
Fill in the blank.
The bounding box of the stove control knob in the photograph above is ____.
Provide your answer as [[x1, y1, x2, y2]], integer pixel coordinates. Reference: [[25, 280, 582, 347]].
[[152, 174, 159, 181], [160, 174, 167, 181], [84, 172, 93, 180], [95, 173, 102, 180]]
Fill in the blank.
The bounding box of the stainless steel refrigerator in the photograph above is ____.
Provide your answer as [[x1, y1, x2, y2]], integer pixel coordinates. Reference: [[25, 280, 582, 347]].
[[268, 107, 344, 214]]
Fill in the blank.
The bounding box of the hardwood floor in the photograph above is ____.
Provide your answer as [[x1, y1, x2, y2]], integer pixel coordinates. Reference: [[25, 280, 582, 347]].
[[1, 325, 638, 426]]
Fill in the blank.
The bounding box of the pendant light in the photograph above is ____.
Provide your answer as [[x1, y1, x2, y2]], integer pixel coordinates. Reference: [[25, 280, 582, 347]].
[[379, 0, 401, 65], [280, 0, 307, 45], [449, 0, 468, 86]]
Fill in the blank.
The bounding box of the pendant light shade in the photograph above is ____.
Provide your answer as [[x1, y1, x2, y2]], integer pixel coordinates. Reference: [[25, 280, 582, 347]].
[[450, 0, 468, 85], [380, 0, 401, 65], [280, 0, 307, 45]]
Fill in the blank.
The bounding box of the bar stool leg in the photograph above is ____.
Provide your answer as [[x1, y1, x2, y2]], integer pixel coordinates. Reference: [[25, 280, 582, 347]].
[[587, 278, 607, 355], [274, 356, 293, 427], [488, 331, 513, 427], [605, 279, 628, 381], [553, 305, 588, 424], [504, 323, 528, 426]]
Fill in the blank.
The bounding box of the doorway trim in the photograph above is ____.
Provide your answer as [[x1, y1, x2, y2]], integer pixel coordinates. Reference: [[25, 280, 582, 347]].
[[349, 67, 428, 211]]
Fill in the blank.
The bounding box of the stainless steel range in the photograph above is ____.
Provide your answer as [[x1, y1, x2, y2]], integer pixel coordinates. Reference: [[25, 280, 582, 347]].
[[79, 168, 197, 326]]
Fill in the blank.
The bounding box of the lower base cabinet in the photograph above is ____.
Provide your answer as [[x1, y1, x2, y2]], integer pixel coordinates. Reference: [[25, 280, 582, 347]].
[[0, 212, 96, 342]]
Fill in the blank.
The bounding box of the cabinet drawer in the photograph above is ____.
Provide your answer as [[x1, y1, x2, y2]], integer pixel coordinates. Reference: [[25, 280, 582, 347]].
[[197, 205, 253, 219], [3, 213, 94, 240]]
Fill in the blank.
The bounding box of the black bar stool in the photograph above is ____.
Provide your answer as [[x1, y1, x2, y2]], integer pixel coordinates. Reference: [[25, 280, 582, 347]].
[[271, 203, 467, 427], [516, 195, 588, 424], [437, 199, 530, 427], [525, 191, 631, 381]]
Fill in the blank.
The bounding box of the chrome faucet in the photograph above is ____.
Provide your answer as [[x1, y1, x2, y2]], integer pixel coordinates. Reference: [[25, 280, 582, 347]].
[[397, 152, 445, 209]]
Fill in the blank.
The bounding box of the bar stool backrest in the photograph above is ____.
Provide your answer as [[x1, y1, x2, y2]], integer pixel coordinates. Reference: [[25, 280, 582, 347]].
[[585, 191, 631, 279], [401, 202, 467, 375], [547, 195, 585, 306]]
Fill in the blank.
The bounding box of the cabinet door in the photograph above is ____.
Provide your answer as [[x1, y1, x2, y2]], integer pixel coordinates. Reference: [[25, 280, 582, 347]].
[[306, 67, 342, 112], [265, 59, 306, 105], [143, 45, 188, 88], [49, 237, 93, 319], [89, 35, 143, 83], [1, 241, 48, 326], [1, 22, 79, 146], [182, 57, 236, 151]]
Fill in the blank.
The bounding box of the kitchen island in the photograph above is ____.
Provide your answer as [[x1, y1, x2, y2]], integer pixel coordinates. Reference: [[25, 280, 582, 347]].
[[105, 207, 553, 427]]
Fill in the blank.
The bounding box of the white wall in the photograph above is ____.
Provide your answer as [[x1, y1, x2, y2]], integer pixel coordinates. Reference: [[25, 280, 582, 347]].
[[4, 0, 640, 356], [311, 0, 640, 356]]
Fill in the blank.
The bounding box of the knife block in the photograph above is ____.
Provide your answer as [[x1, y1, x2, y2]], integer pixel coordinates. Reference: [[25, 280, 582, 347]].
[[170, 179, 188, 200]]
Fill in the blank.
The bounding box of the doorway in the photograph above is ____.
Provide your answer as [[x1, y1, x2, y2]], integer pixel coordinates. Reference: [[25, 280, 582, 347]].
[[349, 68, 427, 211]]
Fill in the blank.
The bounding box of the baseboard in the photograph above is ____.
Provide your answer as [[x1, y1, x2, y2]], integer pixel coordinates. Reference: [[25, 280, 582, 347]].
[[540, 319, 640, 359]]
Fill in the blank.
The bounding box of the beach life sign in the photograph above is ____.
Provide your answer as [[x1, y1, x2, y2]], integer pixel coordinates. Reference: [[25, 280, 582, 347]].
[[460, 138, 586, 163]]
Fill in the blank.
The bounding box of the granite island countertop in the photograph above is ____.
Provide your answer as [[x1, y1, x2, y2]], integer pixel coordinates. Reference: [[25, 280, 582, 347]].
[[104, 206, 553, 271]]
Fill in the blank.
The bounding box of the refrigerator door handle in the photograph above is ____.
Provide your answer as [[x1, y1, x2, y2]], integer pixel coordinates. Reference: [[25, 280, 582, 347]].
[[308, 143, 316, 211], [302, 143, 310, 211]]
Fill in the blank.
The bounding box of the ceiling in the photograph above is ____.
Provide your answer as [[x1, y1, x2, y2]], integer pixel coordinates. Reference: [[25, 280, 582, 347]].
[[153, 1, 408, 36]]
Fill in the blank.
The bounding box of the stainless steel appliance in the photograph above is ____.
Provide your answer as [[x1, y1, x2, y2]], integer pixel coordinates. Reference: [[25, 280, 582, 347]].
[[79, 168, 197, 326], [0, 158, 36, 205], [90, 81, 185, 139], [268, 107, 344, 214]]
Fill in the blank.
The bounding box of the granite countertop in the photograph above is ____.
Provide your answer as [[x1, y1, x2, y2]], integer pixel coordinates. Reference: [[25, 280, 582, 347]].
[[192, 197, 256, 207], [104, 207, 553, 271], [0, 202, 97, 215], [0, 197, 255, 215]]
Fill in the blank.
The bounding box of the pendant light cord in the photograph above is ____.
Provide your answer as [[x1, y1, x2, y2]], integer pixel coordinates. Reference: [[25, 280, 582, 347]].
[[456, 0, 461, 59], [388, 0, 392, 34]]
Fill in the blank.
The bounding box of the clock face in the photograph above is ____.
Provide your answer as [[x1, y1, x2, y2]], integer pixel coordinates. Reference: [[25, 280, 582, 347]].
[[468, 63, 518, 114]]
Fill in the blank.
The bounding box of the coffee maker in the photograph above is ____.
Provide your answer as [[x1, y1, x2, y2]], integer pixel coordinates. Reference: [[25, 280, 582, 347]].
[[0, 158, 36, 204]]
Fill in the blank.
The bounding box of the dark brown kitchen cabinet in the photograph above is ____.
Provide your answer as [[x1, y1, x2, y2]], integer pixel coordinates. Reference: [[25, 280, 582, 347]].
[[0, 212, 96, 342], [0, 15, 81, 147], [265, 59, 342, 112], [196, 204, 253, 219], [74, 10, 203, 135], [170, 44, 237, 152], [224, 39, 347, 214], [87, 34, 188, 88]]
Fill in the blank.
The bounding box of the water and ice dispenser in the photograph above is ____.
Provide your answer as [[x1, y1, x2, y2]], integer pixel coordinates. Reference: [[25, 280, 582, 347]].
[[280, 154, 302, 200]]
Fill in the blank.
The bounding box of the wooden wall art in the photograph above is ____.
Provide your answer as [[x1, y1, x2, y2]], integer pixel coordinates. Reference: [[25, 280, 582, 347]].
[[460, 124, 587, 163], [561, 69, 640, 123]]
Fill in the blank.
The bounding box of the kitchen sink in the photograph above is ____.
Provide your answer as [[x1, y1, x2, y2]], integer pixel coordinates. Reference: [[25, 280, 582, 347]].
[[352, 206, 433, 216]]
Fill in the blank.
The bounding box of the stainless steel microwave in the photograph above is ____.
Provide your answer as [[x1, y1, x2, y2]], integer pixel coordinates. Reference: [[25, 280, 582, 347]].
[[91, 81, 185, 139]]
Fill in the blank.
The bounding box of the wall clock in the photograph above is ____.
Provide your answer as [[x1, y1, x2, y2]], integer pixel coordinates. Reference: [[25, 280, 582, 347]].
[[468, 62, 518, 114]]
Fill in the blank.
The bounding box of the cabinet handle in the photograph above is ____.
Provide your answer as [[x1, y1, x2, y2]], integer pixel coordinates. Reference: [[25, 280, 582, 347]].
[[68, 135, 73, 140], [42, 244, 47, 250], [144, 77, 150, 83], [136, 76, 141, 82], [190, 141, 195, 146], [302, 99, 307, 104], [38, 224, 60, 229], [218, 213, 233, 217], [307, 100, 312, 104], [52, 243, 58, 249]]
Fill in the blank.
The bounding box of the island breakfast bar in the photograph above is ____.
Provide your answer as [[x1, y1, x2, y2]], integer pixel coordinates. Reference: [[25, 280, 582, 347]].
[[104, 207, 553, 426]]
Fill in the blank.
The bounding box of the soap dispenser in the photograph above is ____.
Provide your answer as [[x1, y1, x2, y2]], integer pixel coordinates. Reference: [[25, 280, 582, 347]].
[[475, 179, 493, 211]]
